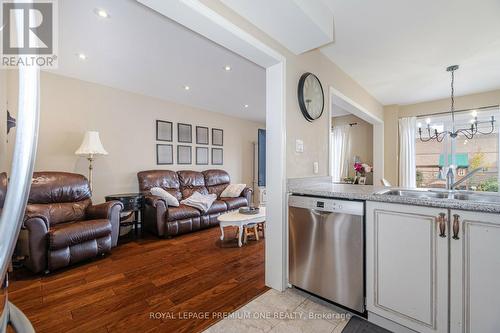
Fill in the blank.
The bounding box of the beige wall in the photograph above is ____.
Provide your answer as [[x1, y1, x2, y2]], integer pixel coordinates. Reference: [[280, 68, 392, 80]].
[[285, 51, 383, 178], [201, 0, 384, 179], [7, 71, 264, 202], [384, 89, 500, 185], [332, 114, 373, 179]]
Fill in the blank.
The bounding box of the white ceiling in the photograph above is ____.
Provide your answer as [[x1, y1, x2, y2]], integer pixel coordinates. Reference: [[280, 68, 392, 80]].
[[220, 0, 334, 54], [320, 0, 500, 106], [50, 0, 266, 123]]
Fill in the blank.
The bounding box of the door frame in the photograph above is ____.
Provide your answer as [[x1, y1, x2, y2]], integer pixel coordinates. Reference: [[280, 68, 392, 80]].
[[136, 0, 288, 291]]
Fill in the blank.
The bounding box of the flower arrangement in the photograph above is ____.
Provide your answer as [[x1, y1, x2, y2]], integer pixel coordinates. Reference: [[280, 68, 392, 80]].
[[354, 162, 373, 175]]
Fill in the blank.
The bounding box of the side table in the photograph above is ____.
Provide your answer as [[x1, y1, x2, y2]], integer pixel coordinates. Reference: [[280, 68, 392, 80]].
[[105, 193, 144, 237]]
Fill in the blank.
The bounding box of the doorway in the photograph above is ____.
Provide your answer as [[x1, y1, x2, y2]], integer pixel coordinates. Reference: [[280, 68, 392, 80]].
[[135, 0, 288, 291], [328, 88, 384, 186]]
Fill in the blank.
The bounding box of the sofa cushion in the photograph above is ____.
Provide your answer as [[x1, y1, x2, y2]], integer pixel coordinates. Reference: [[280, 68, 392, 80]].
[[150, 187, 179, 207], [137, 170, 182, 200], [220, 197, 248, 210], [203, 170, 230, 198], [29, 172, 91, 204], [221, 184, 247, 198], [49, 219, 111, 250], [206, 200, 228, 214], [178, 171, 208, 199], [166, 204, 201, 222], [26, 199, 92, 225]]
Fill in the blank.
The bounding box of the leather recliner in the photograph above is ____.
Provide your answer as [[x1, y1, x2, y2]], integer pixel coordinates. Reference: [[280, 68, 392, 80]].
[[22, 172, 123, 273], [137, 169, 252, 237]]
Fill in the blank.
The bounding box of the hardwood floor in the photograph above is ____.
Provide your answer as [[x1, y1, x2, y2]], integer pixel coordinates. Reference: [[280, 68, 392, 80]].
[[7, 227, 267, 333]]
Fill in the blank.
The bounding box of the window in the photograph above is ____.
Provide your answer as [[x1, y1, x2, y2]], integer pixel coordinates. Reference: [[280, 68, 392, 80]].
[[415, 107, 499, 192]]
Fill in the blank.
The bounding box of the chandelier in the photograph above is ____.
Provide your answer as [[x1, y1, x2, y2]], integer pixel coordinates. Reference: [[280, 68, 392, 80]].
[[418, 65, 496, 142]]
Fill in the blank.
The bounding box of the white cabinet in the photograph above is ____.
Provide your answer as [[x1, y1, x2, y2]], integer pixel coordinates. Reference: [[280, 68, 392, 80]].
[[366, 202, 449, 333], [450, 209, 500, 333]]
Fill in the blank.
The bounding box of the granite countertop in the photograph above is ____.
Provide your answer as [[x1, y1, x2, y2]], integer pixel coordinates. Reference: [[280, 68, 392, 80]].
[[288, 178, 500, 214]]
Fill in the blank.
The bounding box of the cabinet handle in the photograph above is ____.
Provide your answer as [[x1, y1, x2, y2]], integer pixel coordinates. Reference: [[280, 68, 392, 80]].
[[437, 213, 447, 238], [452, 214, 460, 240]]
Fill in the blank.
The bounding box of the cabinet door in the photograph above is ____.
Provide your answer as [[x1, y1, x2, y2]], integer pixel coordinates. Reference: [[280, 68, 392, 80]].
[[366, 202, 449, 333], [450, 210, 500, 333]]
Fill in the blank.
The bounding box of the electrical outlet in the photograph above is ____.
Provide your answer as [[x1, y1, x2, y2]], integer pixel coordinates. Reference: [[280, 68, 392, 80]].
[[313, 162, 319, 174]]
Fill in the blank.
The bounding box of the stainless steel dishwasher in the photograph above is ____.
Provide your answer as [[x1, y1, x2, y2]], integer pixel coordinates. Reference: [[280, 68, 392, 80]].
[[288, 195, 365, 313]]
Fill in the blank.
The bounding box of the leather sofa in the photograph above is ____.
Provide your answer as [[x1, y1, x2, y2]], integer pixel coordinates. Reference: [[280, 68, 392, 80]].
[[137, 169, 252, 237], [22, 172, 123, 273]]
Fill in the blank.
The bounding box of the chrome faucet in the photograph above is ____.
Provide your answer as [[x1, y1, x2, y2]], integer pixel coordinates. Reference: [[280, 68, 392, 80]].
[[447, 167, 486, 190]]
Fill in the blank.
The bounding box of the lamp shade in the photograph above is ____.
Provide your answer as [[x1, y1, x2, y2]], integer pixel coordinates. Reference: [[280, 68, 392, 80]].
[[75, 131, 108, 156]]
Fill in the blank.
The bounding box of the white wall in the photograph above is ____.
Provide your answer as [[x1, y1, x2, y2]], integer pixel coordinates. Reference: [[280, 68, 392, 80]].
[[7, 71, 264, 202]]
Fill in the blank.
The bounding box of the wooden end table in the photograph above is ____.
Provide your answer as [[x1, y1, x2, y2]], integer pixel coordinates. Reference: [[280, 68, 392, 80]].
[[218, 207, 266, 247], [105, 193, 144, 237]]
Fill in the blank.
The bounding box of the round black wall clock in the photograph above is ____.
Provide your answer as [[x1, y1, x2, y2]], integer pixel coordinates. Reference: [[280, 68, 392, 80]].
[[297, 72, 324, 122]]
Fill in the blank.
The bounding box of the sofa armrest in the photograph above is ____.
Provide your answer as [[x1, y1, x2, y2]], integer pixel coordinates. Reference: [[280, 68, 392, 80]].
[[241, 187, 253, 206], [87, 201, 123, 247], [144, 194, 167, 208], [23, 216, 49, 273], [143, 194, 168, 237]]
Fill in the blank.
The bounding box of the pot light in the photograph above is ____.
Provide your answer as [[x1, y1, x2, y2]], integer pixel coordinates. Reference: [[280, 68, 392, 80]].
[[184, 85, 190, 91], [77, 53, 87, 61], [94, 8, 110, 18], [224, 65, 231, 71], [244, 104, 249, 108]]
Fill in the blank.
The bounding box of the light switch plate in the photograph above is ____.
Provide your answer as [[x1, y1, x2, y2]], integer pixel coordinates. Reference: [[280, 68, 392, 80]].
[[295, 139, 304, 153], [313, 162, 319, 174]]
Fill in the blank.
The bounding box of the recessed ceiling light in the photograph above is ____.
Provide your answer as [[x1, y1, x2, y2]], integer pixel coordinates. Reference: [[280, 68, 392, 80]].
[[244, 104, 249, 108], [77, 53, 87, 61], [94, 8, 110, 18], [224, 65, 231, 71], [184, 85, 190, 91]]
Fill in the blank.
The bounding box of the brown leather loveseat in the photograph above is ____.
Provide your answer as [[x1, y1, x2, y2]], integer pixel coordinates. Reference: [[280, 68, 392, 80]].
[[22, 172, 123, 273], [137, 169, 252, 237]]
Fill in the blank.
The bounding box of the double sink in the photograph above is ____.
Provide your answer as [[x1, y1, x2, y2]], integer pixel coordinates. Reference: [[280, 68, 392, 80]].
[[377, 188, 500, 204]]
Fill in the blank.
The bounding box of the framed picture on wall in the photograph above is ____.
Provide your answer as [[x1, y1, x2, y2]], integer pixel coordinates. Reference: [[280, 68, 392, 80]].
[[196, 147, 209, 165], [177, 145, 192, 164], [156, 120, 172, 142], [156, 144, 173, 165], [178, 123, 192, 143], [196, 126, 209, 145], [212, 148, 223, 165], [212, 128, 223, 146]]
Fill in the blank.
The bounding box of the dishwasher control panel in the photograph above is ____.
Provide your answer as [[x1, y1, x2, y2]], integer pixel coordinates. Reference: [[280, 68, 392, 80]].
[[288, 195, 364, 216]]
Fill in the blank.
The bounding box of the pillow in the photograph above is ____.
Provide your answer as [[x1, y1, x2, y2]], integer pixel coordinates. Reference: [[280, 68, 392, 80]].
[[150, 187, 179, 207], [181, 192, 217, 213], [220, 184, 247, 198]]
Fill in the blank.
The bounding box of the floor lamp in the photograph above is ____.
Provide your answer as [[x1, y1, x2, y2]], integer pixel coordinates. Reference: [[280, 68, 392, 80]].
[[75, 131, 108, 193]]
